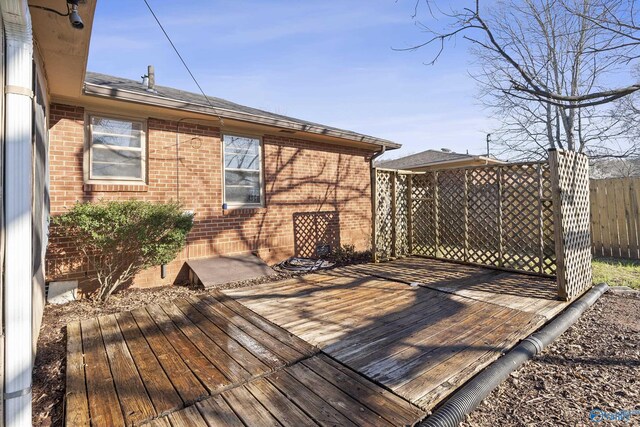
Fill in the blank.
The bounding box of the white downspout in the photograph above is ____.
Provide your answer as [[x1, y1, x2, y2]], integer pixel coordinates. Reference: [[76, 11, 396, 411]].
[[2, 1, 33, 426]]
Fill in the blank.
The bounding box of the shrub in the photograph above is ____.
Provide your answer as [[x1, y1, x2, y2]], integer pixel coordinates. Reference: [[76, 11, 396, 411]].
[[325, 244, 372, 265], [52, 200, 194, 301]]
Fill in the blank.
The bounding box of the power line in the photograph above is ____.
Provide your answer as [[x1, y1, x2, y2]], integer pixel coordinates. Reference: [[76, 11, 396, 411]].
[[142, 0, 223, 124], [29, 1, 70, 17]]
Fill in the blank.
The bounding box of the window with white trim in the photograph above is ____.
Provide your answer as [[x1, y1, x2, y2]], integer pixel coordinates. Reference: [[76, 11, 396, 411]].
[[223, 134, 263, 206], [88, 115, 146, 181]]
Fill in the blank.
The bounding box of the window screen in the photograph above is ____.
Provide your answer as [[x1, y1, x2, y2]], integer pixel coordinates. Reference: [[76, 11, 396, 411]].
[[89, 116, 145, 181], [223, 135, 262, 205]]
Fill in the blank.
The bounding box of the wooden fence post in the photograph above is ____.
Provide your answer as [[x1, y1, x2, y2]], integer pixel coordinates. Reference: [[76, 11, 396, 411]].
[[497, 167, 504, 267], [371, 167, 378, 262], [434, 171, 441, 258], [537, 164, 545, 274], [549, 149, 592, 301], [407, 174, 413, 254], [463, 169, 469, 262], [391, 171, 397, 258], [629, 179, 640, 259]]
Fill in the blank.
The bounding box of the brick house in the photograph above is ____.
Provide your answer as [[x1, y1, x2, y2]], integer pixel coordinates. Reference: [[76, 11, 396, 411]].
[[1, 1, 398, 420], [46, 71, 399, 293]]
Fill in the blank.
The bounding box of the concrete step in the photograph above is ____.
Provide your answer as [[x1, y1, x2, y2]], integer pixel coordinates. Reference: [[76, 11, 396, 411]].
[[186, 253, 277, 288]]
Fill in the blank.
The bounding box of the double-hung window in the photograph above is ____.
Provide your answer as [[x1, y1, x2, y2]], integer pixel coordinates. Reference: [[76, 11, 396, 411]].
[[223, 134, 263, 206], [88, 115, 146, 182]]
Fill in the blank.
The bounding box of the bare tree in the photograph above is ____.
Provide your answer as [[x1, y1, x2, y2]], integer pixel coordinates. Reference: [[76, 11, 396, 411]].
[[591, 156, 640, 177], [402, 0, 640, 159]]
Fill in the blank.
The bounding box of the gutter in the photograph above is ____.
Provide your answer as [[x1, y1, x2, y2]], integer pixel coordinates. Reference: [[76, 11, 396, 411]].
[[421, 283, 609, 427], [2, 1, 34, 426], [83, 82, 401, 150]]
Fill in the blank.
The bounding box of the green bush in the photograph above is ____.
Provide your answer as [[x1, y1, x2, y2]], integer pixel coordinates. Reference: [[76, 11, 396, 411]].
[[53, 200, 194, 301], [326, 244, 372, 265]]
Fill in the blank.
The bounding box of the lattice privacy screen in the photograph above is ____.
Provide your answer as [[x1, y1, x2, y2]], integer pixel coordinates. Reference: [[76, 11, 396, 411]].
[[375, 162, 556, 275], [549, 150, 592, 300], [374, 170, 394, 260], [374, 150, 592, 300]]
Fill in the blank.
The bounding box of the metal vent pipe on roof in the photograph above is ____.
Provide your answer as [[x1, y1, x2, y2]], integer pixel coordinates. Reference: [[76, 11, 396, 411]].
[[147, 65, 155, 92]]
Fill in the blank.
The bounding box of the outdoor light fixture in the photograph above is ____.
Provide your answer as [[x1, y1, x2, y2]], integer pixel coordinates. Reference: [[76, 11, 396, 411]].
[[29, 0, 84, 30], [67, 0, 84, 30]]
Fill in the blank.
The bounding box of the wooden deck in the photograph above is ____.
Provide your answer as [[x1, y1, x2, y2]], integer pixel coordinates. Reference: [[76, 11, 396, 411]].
[[66, 289, 426, 426], [66, 257, 568, 426], [141, 355, 424, 427], [225, 257, 569, 409]]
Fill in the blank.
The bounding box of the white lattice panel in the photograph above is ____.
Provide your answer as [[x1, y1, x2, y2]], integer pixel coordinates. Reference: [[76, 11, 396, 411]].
[[549, 150, 592, 300]]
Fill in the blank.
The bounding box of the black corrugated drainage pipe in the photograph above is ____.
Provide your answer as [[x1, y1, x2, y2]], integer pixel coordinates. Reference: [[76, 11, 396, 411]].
[[421, 283, 609, 427]]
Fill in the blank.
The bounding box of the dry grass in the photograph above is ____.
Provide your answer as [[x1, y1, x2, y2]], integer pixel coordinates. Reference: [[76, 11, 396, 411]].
[[592, 257, 640, 290]]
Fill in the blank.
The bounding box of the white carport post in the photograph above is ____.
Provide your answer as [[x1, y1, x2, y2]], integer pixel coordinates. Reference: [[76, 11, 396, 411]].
[[2, 0, 33, 426]]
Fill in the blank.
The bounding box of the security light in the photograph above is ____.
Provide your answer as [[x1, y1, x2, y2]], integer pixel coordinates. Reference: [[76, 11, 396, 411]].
[[29, 0, 84, 30], [67, 0, 84, 30]]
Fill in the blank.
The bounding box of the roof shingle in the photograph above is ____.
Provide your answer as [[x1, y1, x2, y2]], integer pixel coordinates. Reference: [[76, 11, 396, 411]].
[[377, 149, 477, 169], [84, 72, 399, 149]]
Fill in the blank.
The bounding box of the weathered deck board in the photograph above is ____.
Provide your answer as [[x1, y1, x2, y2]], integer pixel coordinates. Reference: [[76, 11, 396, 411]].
[[115, 311, 182, 417], [130, 307, 207, 404], [345, 257, 565, 318], [195, 395, 244, 427], [193, 295, 302, 363], [144, 355, 426, 427], [68, 257, 565, 424], [64, 322, 90, 427], [412, 310, 545, 408], [80, 318, 125, 426], [179, 297, 282, 369], [222, 383, 281, 426], [146, 302, 234, 391], [243, 378, 317, 426], [209, 290, 316, 357], [67, 292, 323, 426], [225, 257, 568, 409], [266, 369, 360, 427], [98, 314, 156, 425], [167, 406, 206, 427], [305, 355, 424, 426]]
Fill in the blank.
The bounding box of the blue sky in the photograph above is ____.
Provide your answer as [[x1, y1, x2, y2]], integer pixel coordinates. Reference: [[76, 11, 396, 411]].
[[87, 1, 496, 160]]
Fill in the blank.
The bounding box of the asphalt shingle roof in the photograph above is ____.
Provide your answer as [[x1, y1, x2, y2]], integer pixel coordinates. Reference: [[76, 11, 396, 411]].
[[84, 72, 399, 148], [377, 149, 476, 170]]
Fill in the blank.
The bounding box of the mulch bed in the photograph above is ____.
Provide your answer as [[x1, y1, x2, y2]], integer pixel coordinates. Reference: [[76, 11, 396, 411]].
[[463, 291, 640, 427]]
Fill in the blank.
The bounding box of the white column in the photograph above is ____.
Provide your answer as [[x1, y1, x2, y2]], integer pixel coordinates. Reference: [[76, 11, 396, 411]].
[[2, 1, 33, 426]]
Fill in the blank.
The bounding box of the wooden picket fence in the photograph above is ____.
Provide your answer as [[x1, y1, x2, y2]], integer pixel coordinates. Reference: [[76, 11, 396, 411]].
[[590, 177, 640, 259], [373, 149, 592, 301]]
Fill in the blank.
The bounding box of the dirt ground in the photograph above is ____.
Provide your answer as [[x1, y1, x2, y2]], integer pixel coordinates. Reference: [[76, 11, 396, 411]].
[[463, 291, 640, 427]]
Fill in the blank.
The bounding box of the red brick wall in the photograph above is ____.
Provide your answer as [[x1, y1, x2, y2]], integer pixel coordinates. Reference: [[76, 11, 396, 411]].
[[46, 103, 374, 293]]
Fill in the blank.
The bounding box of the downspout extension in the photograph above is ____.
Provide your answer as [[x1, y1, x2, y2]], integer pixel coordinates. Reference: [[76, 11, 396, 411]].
[[370, 145, 386, 263], [421, 283, 609, 427]]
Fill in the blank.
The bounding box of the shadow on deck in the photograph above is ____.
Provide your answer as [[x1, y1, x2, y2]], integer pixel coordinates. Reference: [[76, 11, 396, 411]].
[[65, 257, 568, 426]]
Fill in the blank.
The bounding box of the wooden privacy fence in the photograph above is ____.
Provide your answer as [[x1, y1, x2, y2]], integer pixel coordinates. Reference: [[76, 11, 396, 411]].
[[590, 177, 640, 259], [373, 149, 592, 301]]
